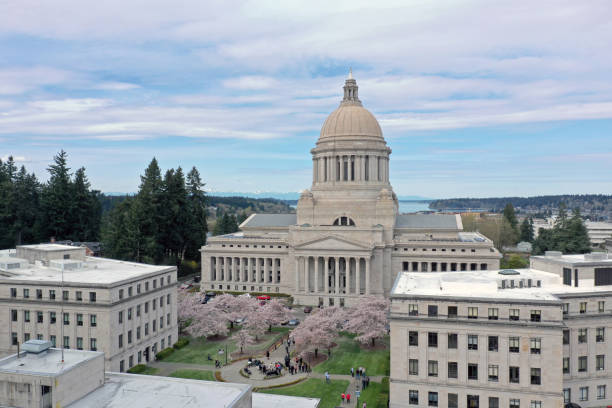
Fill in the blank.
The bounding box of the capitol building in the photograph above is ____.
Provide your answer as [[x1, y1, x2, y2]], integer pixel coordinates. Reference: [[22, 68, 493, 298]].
[[201, 74, 501, 306]]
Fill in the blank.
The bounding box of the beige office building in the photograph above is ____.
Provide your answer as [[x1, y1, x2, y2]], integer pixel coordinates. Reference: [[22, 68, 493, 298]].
[[201, 74, 501, 306], [389, 263, 612, 408], [0, 244, 178, 372]]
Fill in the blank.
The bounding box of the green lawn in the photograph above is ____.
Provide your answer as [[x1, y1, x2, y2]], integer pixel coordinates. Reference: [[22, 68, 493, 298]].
[[313, 335, 390, 376], [168, 369, 216, 381], [257, 378, 349, 408], [356, 378, 389, 408], [166, 326, 290, 365]]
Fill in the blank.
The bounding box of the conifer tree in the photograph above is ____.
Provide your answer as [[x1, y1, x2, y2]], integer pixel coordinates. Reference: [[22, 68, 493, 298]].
[[519, 217, 534, 242]]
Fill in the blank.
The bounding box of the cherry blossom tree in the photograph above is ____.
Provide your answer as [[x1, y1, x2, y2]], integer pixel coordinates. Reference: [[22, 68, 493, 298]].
[[232, 328, 255, 354], [291, 306, 344, 358], [208, 293, 258, 329], [343, 295, 389, 346], [260, 299, 295, 332], [177, 290, 229, 337]]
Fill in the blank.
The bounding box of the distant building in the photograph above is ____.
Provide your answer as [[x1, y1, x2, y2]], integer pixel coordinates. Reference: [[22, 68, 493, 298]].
[[532, 217, 612, 248], [389, 257, 612, 408], [0, 244, 177, 371], [201, 74, 500, 307], [0, 341, 319, 408]]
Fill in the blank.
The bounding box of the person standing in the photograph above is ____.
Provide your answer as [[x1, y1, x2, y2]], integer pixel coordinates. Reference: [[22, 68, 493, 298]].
[[362, 403, 367, 408], [351, 367, 354, 377], [341, 393, 345, 404], [347, 393, 351, 403]]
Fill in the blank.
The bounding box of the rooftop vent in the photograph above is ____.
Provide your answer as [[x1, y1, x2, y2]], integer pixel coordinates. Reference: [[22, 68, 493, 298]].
[[498, 269, 520, 276], [545, 251, 562, 257], [584, 253, 608, 261], [21, 340, 52, 354]]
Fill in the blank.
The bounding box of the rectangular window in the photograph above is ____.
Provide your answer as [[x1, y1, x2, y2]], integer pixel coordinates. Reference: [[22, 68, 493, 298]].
[[489, 397, 499, 408], [509, 309, 520, 321], [128, 308, 132, 320], [488, 364, 499, 381], [578, 356, 587, 372], [137, 327, 141, 340], [509, 366, 520, 383], [24, 310, 30, 322], [49, 290, 56, 300], [36, 289, 42, 299], [128, 330, 132, 344], [10, 288, 16, 297], [596, 354, 605, 371], [76, 337, 83, 350], [488, 308, 498, 320], [598, 301, 605, 312], [563, 357, 570, 374], [409, 390, 418, 405], [448, 393, 458, 408], [447, 306, 458, 318], [63, 312, 69, 325], [448, 333, 458, 349], [89, 292, 96, 302], [530, 368, 541, 385], [509, 399, 520, 408], [11, 309, 17, 322], [90, 314, 97, 327], [563, 389, 571, 404], [128, 287, 133, 296], [118, 334, 123, 348], [50, 312, 56, 324], [409, 359, 418, 375], [580, 302, 587, 314], [145, 302, 149, 313], [76, 291, 82, 301], [137, 305, 141, 317], [428, 392, 438, 407], [597, 385, 606, 400], [120, 360, 125, 372], [409, 331, 418, 346], [530, 338, 541, 354], [118, 311, 123, 324], [563, 329, 569, 345], [77, 314, 83, 326], [23, 288, 29, 298], [119, 289, 124, 299], [488, 336, 499, 352], [596, 327, 605, 342], [62, 290, 69, 301], [63, 336, 70, 348], [579, 387, 588, 401], [50, 335, 56, 347], [428, 332, 438, 348], [530, 402, 541, 408], [468, 307, 478, 319], [37, 311, 43, 323], [468, 334, 478, 350], [530, 310, 541, 322], [145, 323, 149, 335], [468, 363, 478, 380], [11, 332, 18, 345], [448, 362, 458, 378], [563, 267, 571, 285], [428, 360, 438, 377], [563, 303, 569, 315], [428, 305, 438, 317], [578, 328, 587, 343], [509, 336, 520, 353], [467, 395, 479, 408]]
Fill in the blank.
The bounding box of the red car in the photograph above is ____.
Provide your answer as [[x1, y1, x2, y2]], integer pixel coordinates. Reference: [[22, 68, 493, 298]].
[[256, 295, 271, 300]]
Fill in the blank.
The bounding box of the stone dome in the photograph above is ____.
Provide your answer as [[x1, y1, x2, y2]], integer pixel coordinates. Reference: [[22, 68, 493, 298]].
[[319, 73, 384, 141]]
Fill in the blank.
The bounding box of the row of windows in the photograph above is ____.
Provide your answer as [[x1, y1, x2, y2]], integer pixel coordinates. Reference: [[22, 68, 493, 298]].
[[11, 332, 97, 350], [408, 360, 541, 384], [10, 288, 97, 302], [396, 247, 479, 253], [411, 332, 542, 354], [117, 275, 172, 300], [11, 310, 98, 326], [402, 262, 488, 272], [213, 284, 281, 293], [562, 300, 606, 314], [410, 304, 544, 322], [118, 336, 172, 372], [563, 327, 606, 344], [118, 314, 171, 347], [564, 385, 607, 402], [118, 294, 171, 323], [219, 244, 289, 249], [563, 355, 606, 373], [408, 391, 542, 408]]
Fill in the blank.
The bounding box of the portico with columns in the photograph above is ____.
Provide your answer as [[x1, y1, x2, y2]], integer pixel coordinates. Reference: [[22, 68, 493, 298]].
[[200, 73, 500, 306]]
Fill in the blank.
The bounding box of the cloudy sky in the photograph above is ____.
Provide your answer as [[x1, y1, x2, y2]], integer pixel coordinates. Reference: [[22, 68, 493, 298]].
[[1, 0, 611, 198]]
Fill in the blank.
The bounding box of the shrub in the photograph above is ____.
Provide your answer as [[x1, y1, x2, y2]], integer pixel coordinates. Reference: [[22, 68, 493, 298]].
[[173, 338, 190, 349], [127, 364, 147, 374], [155, 347, 175, 360]]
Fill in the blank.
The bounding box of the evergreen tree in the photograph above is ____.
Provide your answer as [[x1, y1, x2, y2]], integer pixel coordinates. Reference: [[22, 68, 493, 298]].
[[134, 158, 164, 263], [563, 209, 591, 254], [70, 167, 102, 241], [519, 217, 534, 242], [185, 167, 208, 260], [502, 203, 518, 230], [40, 150, 73, 240]]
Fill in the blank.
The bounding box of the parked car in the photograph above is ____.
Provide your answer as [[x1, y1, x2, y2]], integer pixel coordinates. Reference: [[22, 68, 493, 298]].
[[206, 292, 216, 297], [235, 317, 247, 324], [179, 283, 193, 290], [303, 306, 312, 313], [256, 295, 271, 300], [288, 319, 300, 326]]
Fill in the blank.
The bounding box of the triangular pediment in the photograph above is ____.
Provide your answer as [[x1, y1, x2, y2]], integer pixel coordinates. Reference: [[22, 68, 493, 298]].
[[294, 235, 371, 251]]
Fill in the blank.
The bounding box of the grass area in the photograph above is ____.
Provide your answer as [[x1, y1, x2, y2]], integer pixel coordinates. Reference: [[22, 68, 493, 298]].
[[356, 378, 389, 408], [168, 369, 216, 381], [126, 364, 160, 375], [313, 335, 390, 376], [165, 326, 290, 365], [258, 378, 349, 408]]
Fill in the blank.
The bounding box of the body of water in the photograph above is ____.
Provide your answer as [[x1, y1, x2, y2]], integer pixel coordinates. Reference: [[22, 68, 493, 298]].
[[398, 200, 433, 213]]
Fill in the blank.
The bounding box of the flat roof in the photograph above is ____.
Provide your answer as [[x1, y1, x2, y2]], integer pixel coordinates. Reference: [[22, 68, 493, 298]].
[[395, 214, 460, 229], [532, 253, 612, 266], [0, 256, 174, 286], [17, 244, 82, 251], [391, 269, 612, 302], [253, 393, 319, 408], [68, 374, 251, 408], [0, 348, 102, 376], [240, 213, 297, 229]]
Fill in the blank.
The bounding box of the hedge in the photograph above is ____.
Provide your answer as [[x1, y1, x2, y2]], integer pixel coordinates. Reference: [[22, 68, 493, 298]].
[[127, 364, 147, 374], [155, 347, 175, 360], [173, 338, 190, 349]]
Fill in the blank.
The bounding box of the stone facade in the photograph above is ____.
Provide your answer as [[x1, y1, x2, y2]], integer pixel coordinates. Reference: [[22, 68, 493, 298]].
[[201, 75, 501, 306]]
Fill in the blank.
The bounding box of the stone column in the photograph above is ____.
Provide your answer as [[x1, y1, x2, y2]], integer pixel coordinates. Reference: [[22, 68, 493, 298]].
[[346, 257, 351, 295], [314, 256, 319, 293], [365, 258, 371, 294], [356, 258, 361, 295], [294, 257, 300, 291], [324, 257, 329, 294], [335, 257, 340, 294]]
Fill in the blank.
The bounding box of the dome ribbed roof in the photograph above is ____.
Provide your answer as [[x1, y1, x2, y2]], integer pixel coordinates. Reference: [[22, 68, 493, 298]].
[[319, 74, 383, 141], [320, 104, 383, 140]]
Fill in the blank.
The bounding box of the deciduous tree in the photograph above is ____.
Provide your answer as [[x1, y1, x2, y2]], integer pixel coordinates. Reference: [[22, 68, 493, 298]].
[[343, 296, 389, 346]]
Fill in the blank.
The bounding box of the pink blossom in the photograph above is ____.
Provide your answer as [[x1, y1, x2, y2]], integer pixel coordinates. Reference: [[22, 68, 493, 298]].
[[343, 296, 389, 346]]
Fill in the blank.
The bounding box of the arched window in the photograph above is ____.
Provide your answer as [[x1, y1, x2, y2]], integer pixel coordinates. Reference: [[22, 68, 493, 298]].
[[333, 216, 355, 226]]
